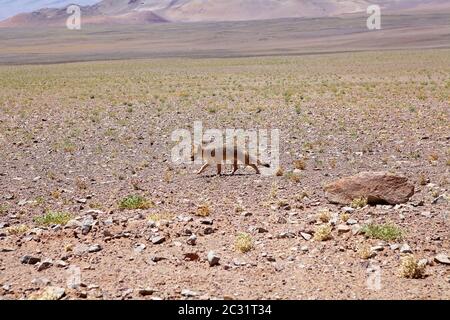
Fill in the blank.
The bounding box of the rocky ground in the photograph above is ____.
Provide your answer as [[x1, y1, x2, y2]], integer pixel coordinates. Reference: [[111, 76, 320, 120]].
[[0, 50, 449, 300]]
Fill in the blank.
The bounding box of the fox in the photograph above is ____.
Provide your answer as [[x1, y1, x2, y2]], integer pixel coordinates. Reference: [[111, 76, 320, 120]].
[[191, 143, 270, 175]]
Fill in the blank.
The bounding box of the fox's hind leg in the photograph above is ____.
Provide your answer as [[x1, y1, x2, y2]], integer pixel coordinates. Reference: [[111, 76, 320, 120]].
[[249, 164, 260, 174], [197, 163, 210, 174], [217, 164, 222, 175], [232, 161, 239, 175]]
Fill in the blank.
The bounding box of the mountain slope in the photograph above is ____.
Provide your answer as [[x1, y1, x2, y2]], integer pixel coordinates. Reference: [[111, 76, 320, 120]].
[[1, 0, 450, 27]]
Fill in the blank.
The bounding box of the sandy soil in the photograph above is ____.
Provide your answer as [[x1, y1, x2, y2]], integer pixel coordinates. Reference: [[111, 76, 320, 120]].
[[0, 50, 449, 300]]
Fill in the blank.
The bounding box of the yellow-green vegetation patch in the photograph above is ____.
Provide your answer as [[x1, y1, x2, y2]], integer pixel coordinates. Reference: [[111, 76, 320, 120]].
[[148, 212, 174, 222], [361, 222, 404, 241], [350, 197, 368, 209], [314, 225, 332, 241], [0, 204, 8, 215], [119, 195, 154, 210], [196, 204, 211, 217], [5, 224, 29, 235], [235, 232, 253, 253], [317, 209, 331, 223], [35, 211, 72, 226], [399, 255, 426, 279]]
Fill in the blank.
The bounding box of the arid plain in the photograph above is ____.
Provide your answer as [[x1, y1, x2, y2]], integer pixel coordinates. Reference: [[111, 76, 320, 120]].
[[0, 12, 449, 300]]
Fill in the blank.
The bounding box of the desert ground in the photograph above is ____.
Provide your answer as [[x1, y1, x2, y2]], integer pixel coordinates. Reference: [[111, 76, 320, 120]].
[[0, 48, 449, 300]]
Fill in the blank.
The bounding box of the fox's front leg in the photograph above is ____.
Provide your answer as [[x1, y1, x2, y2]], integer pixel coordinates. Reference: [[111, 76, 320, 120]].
[[217, 164, 222, 175], [197, 163, 210, 174]]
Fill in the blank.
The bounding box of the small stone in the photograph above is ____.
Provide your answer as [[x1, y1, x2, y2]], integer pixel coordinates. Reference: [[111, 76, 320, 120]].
[[0, 247, 15, 252], [184, 252, 200, 261], [342, 207, 355, 213], [371, 246, 384, 252], [74, 244, 89, 256], [133, 243, 146, 254], [36, 259, 53, 271], [421, 211, 432, 218], [250, 226, 268, 233], [40, 286, 65, 300], [65, 219, 82, 229], [88, 244, 102, 253], [31, 278, 51, 286], [434, 253, 450, 265], [199, 218, 213, 225], [76, 198, 87, 204], [400, 243, 412, 254], [55, 260, 68, 268], [241, 211, 252, 217], [139, 288, 156, 296], [148, 256, 166, 263], [432, 195, 448, 205], [20, 255, 41, 265], [203, 227, 214, 235], [277, 232, 295, 239], [300, 246, 309, 252], [151, 236, 166, 245], [351, 224, 362, 235], [207, 251, 220, 267], [81, 215, 95, 235], [85, 209, 104, 217], [300, 232, 312, 241], [276, 216, 287, 224], [181, 289, 199, 297], [347, 219, 358, 225], [337, 225, 351, 234], [187, 234, 197, 246], [390, 244, 400, 251]]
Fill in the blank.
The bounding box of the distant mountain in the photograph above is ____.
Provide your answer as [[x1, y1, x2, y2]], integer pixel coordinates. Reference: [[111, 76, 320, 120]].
[[1, 0, 450, 27], [0, 0, 98, 21]]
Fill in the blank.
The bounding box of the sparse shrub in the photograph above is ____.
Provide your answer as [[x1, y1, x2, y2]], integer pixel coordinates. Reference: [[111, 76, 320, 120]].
[[350, 197, 368, 209], [428, 154, 439, 162], [418, 174, 429, 186], [89, 202, 103, 209], [361, 222, 403, 241], [163, 169, 173, 183], [51, 190, 61, 199], [5, 224, 29, 235], [0, 204, 8, 215], [270, 182, 278, 199], [317, 209, 331, 223], [148, 212, 173, 222], [313, 225, 332, 241], [35, 211, 72, 226], [284, 171, 301, 183], [399, 255, 426, 279], [340, 213, 350, 223], [293, 160, 306, 170], [196, 204, 211, 217], [75, 178, 87, 190], [207, 106, 217, 114], [358, 243, 374, 260], [119, 195, 153, 210], [294, 191, 309, 202], [235, 233, 253, 253]]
